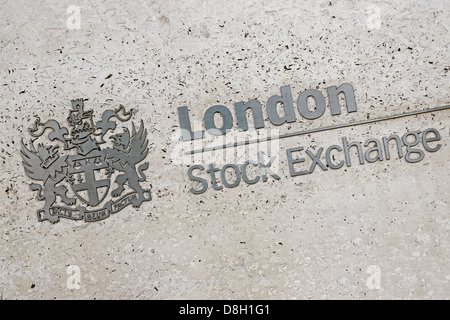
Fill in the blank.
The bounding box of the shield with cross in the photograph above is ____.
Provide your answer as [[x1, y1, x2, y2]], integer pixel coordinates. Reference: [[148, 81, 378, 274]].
[[67, 149, 110, 207]]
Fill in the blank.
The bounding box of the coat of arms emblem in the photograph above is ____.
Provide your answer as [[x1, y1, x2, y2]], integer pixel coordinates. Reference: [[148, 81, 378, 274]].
[[21, 99, 151, 223]]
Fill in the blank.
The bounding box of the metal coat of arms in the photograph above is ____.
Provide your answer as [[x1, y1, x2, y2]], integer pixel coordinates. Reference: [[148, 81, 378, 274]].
[[21, 99, 151, 223]]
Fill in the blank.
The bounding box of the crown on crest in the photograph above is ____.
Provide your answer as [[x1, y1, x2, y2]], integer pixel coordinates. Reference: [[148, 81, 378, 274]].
[[67, 99, 93, 127], [67, 99, 95, 139]]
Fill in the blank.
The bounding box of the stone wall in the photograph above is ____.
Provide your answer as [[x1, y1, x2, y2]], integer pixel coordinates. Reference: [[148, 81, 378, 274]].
[[0, 0, 448, 299]]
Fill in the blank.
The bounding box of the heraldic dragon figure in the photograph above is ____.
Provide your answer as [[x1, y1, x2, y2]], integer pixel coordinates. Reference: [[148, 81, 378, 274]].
[[21, 99, 151, 223]]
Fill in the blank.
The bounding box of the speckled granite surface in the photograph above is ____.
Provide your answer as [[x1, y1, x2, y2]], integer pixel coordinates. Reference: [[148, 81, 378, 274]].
[[0, 0, 448, 299]]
